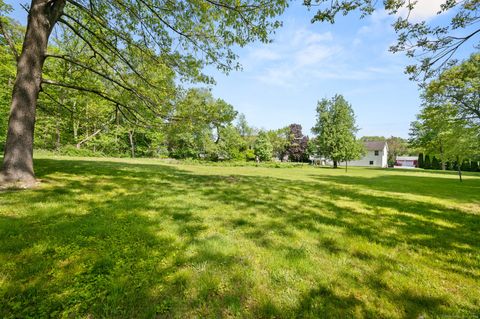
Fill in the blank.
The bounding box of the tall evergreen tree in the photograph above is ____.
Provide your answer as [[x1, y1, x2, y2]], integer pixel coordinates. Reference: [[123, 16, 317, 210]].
[[418, 153, 424, 168], [424, 155, 431, 169], [471, 160, 479, 172], [461, 160, 471, 172], [431, 156, 441, 170]]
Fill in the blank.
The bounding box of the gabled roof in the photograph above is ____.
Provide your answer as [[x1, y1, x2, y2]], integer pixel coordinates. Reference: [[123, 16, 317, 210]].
[[363, 141, 387, 151]]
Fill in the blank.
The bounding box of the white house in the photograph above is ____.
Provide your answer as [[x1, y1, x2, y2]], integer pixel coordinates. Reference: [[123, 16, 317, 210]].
[[346, 141, 389, 168]]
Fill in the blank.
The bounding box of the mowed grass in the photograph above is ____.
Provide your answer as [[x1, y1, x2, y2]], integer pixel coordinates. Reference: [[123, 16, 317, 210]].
[[0, 156, 479, 318]]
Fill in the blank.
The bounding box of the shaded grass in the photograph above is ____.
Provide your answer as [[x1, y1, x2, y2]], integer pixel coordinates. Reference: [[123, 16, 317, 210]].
[[0, 156, 479, 318]]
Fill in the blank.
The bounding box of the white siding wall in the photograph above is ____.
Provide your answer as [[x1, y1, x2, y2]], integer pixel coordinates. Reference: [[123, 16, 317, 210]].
[[344, 145, 388, 168]]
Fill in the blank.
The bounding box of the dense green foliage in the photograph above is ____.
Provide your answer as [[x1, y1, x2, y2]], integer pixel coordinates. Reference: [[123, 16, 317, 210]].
[[425, 53, 480, 126], [1, 155, 479, 317], [253, 131, 273, 162], [410, 55, 480, 175], [0, 11, 22, 151], [312, 95, 363, 167]]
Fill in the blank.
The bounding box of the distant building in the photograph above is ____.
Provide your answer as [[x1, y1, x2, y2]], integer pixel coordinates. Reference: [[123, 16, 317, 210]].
[[313, 141, 389, 168], [395, 156, 418, 168], [347, 141, 389, 168]]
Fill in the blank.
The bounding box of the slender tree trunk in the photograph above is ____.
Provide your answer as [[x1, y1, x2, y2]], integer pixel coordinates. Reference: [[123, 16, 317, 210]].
[[458, 167, 463, 182], [0, 0, 65, 185], [128, 130, 135, 158], [333, 160, 338, 168], [345, 161, 348, 172], [55, 124, 61, 150], [72, 101, 78, 141], [440, 145, 446, 170], [55, 91, 63, 150]]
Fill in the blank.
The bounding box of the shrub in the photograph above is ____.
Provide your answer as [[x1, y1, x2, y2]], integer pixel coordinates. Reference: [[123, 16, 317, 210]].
[[59, 145, 101, 157], [244, 149, 256, 162]]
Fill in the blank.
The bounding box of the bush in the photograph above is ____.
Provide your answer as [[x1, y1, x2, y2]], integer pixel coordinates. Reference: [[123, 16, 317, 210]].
[[59, 145, 101, 157], [244, 149, 256, 161]]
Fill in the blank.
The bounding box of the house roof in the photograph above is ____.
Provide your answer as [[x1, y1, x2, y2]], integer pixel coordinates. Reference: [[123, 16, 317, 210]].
[[363, 141, 387, 151]]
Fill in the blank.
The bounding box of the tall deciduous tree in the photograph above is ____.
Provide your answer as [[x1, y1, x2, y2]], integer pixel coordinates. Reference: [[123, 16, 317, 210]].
[[386, 136, 409, 166], [425, 53, 480, 127], [285, 123, 309, 162], [0, 0, 288, 185], [410, 103, 479, 180], [312, 94, 360, 168], [254, 131, 273, 162]]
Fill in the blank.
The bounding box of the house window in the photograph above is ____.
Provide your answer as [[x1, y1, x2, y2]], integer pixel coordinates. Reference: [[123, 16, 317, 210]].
[[369, 161, 374, 165], [374, 150, 379, 156]]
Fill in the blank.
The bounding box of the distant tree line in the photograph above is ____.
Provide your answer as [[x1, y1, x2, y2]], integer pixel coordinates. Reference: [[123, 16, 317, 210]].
[[417, 153, 480, 173], [409, 53, 480, 180]]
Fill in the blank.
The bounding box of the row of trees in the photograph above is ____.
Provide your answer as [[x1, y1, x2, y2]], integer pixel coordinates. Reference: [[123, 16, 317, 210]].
[[409, 53, 480, 180], [1, 0, 479, 185], [0, 29, 360, 165], [417, 154, 480, 172]]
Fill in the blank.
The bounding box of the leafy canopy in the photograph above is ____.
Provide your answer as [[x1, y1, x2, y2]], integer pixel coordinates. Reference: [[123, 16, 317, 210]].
[[312, 94, 362, 164]]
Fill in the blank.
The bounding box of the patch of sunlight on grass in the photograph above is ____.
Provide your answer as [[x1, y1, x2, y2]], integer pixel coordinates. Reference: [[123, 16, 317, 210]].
[[0, 155, 479, 318]]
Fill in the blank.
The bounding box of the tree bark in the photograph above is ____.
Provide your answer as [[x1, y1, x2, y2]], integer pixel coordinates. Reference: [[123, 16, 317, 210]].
[[0, 0, 65, 185], [333, 160, 338, 168]]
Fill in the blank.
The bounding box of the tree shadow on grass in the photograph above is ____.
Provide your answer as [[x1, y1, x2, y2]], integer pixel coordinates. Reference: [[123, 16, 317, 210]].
[[310, 172, 480, 203], [0, 158, 478, 318]]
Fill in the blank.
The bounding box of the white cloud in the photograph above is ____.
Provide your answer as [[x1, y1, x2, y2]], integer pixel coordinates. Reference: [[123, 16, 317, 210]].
[[396, 0, 445, 22], [243, 16, 408, 88], [249, 48, 281, 61], [295, 44, 340, 67]]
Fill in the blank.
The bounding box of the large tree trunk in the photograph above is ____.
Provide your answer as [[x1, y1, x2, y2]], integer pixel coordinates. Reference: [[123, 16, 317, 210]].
[[0, 0, 65, 185]]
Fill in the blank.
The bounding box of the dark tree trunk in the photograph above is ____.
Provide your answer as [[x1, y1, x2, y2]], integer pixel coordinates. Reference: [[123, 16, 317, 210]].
[[333, 160, 338, 168], [0, 0, 65, 185], [458, 167, 463, 182]]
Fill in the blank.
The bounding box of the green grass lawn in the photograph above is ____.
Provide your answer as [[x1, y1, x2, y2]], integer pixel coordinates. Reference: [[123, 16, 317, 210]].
[[1, 155, 479, 318]]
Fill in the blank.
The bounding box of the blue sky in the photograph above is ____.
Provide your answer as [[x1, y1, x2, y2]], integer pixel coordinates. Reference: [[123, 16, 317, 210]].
[[6, 1, 476, 138]]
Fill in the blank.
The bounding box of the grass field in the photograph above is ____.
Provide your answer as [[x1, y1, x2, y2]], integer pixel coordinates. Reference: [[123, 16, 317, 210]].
[[0, 155, 479, 318]]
